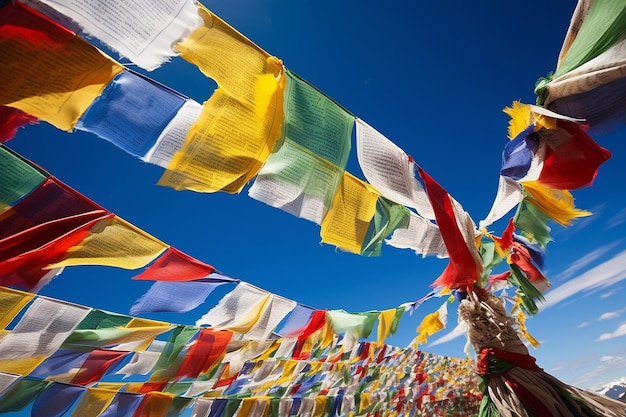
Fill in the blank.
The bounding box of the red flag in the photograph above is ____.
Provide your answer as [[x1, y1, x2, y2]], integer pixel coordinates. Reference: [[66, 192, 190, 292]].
[[538, 120, 611, 189], [175, 329, 233, 379], [0, 105, 37, 143], [417, 167, 480, 290], [133, 247, 214, 281], [70, 349, 129, 386]]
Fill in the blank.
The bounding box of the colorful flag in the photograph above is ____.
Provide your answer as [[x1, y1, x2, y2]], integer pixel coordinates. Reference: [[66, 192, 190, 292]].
[[0, 2, 123, 131], [76, 70, 187, 158], [28, 0, 201, 70], [321, 173, 379, 254]]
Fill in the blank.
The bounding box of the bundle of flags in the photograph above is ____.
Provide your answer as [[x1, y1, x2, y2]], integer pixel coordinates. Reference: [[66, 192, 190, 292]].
[[2, 0, 626, 415]]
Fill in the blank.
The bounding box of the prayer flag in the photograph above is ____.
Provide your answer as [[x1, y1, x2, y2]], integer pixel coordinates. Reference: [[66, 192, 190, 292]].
[[158, 72, 285, 193], [0, 296, 91, 375], [47, 216, 168, 270], [98, 392, 144, 417], [130, 279, 232, 315], [536, 0, 626, 132], [385, 212, 447, 258], [327, 310, 379, 339], [0, 286, 34, 330], [31, 382, 84, 417], [70, 349, 130, 386], [355, 118, 435, 219], [0, 106, 37, 143], [320, 173, 379, 254], [76, 70, 187, 158], [535, 120, 611, 189], [70, 387, 120, 417], [281, 70, 353, 168], [514, 198, 553, 247], [0, 378, 51, 413], [521, 180, 591, 226], [133, 247, 215, 281], [418, 167, 481, 290], [29, 0, 201, 70], [361, 197, 410, 256], [175, 328, 233, 379], [0, 2, 123, 131], [0, 145, 45, 213], [248, 139, 344, 225]]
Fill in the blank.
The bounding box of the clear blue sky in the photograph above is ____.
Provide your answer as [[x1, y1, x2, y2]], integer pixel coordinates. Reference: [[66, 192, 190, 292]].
[[6, 0, 626, 396]]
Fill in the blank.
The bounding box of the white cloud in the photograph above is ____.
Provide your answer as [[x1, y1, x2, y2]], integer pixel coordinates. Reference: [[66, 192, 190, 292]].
[[541, 250, 626, 310], [600, 287, 622, 299], [606, 207, 626, 229], [577, 321, 590, 328], [555, 241, 622, 282], [597, 323, 626, 342], [599, 310, 623, 321]]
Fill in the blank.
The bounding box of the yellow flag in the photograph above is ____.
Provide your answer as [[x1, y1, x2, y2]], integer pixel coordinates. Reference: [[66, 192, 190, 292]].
[[0, 4, 123, 131], [521, 180, 591, 226], [47, 216, 168, 269], [158, 70, 285, 193], [68, 387, 117, 417], [503, 101, 532, 139], [415, 303, 447, 345], [515, 309, 540, 348], [138, 392, 174, 417], [175, 5, 270, 103], [377, 308, 403, 344], [0, 356, 45, 375], [0, 287, 34, 330], [226, 293, 271, 334], [321, 173, 379, 253], [163, 5, 285, 193]]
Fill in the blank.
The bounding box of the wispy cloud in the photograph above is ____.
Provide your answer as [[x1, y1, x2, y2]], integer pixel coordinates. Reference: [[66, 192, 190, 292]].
[[541, 250, 626, 310], [600, 287, 623, 299], [577, 321, 590, 328], [605, 207, 626, 229], [597, 322, 626, 342], [568, 349, 626, 389], [555, 240, 623, 282]]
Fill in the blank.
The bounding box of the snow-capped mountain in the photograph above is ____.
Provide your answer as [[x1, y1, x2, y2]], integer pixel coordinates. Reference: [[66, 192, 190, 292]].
[[596, 377, 626, 401]]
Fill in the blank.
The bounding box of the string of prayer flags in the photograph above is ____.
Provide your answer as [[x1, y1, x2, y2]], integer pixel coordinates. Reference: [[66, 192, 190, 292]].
[[0, 105, 37, 143], [23, 0, 202, 71], [75, 70, 187, 158], [535, 0, 626, 132], [0, 296, 91, 375], [0, 2, 123, 131]]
